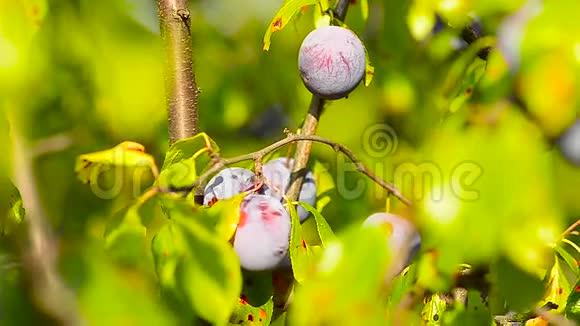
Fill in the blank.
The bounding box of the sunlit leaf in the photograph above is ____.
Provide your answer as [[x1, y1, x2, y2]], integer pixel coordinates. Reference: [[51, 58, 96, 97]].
[[174, 215, 242, 325], [386, 264, 419, 321], [295, 201, 336, 246], [200, 192, 247, 241], [289, 225, 390, 324], [312, 160, 335, 212], [543, 256, 574, 311], [360, 0, 369, 23], [159, 132, 219, 189], [230, 271, 274, 325], [288, 202, 321, 283], [407, 0, 436, 41], [263, 0, 320, 51], [555, 241, 580, 275], [364, 50, 374, 87], [420, 293, 448, 325], [565, 277, 580, 322], [0, 179, 24, 237], [76, 141, 158, 185]]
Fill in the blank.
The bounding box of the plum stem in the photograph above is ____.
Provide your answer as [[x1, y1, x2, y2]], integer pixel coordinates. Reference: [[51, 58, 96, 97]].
[[166, 131, 411, 207], [157, 0, 200, 145], [285, 0, 351, 209]]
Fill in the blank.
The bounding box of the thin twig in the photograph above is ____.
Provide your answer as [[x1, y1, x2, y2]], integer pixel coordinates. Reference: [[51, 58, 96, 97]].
[[157, 0, 199, 144], [10, 117, 83, 325], [171, 131, 411, 206]]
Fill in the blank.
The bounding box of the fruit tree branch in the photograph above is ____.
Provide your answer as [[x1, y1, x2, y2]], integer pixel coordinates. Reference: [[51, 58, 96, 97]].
[[171, 131, 411, 206], [10, 117, 82, 325], [157, 0, 199, 144], [285, 0, 352, 204]]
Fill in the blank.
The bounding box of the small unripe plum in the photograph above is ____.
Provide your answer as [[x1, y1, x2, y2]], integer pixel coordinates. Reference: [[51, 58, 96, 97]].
[[203, 167, 256, 206], [362, 212, 421, 280], [262, 157, 316, 222], [298, 25, 366, 100], [234, 195, 291, 271], [557, 119, 580, 166]]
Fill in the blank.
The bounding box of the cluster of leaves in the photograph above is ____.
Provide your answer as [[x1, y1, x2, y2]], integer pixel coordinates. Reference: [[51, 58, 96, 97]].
[[0, 0, 580, 325]]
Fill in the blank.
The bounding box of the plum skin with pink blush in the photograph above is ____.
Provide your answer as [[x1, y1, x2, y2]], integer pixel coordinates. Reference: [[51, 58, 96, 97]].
[[298, 25, 366, 100], [233, 194, 291, 271]]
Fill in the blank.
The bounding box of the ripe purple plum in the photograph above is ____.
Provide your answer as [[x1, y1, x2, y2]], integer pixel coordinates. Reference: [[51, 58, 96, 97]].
[[298, 25, 366, 100], [203, 167, 256, 207], [262, 157, 316, 222], [362, 212, 421, 281], [234, 195, 291, 271]]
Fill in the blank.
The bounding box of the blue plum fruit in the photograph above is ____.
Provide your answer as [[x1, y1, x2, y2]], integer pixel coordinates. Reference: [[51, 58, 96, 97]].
[[203, 167, 256, 206], [234, 195, 291, 271], [362, 212, 421, 281], [262, 157, 316, 222], [298, 26, 366, 100]]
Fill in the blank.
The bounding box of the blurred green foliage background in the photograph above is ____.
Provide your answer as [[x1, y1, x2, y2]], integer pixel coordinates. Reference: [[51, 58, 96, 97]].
[[1, 0, 580, 324]]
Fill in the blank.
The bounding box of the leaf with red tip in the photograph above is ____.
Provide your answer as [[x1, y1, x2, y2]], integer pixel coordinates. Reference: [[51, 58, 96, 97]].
[[263, 0, 319, 51], [75, 141, 158, 185], [288, 202, 322, 283]]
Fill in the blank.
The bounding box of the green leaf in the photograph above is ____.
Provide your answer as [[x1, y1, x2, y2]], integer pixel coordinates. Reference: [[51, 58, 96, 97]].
[[229, 297, 273, 326], [229, 271, 274, 325], [295, 201, 336, 246], [201, 192, 247, 241], [288, 202, 322, 283], [442, 290, 491, 326], [543, 255, 574, 311], [312, 160, 335, 212], [289, 225, 391, 325], [448, 58, 487, 114], [364, 50, 374, 87], [175, 217, 242, 326], [420, 294, 448, 325], [158, 199, 242, 325], [386, 264, 418, 315], [491, 258, 544, 312], [555, 245, 580, 275], [159, 132, 219, 189], [0, 179, 24, 237], [360, 0, 369, 22], [104, 205, 147, 266], [61, 245, 177, 325], [565, 277, 580, 322], [262, 0, 320, 51], [75, 141, 158, 185], [152, 223, 181, 290]]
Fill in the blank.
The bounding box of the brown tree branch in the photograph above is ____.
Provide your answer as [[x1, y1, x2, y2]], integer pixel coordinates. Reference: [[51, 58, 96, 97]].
[[10, 117, 82, 325], [170, 131, 411, 206], [285, 0, 352, 203], [157, 0, 199, 144]]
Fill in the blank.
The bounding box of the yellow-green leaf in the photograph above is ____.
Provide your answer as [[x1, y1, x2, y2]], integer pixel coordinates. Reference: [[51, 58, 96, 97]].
[[263, 0, 320, 51], [75, 141, 158, 185], [159, 132, 219, 189]]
